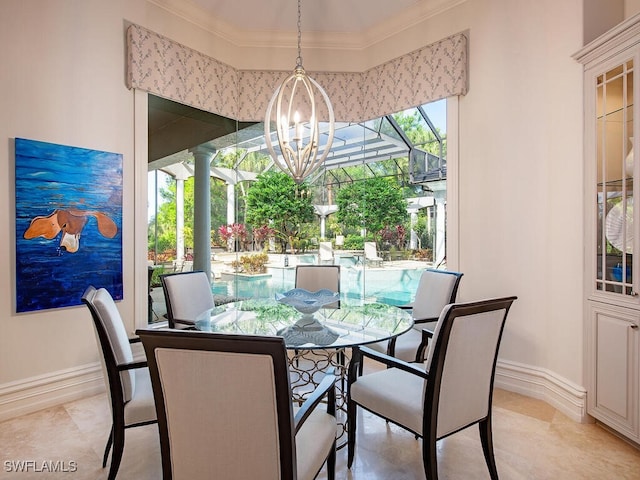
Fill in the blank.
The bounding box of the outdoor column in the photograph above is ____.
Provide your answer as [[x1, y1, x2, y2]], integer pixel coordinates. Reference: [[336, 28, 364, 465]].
[[190, 146, 214, 281], [226, 182, 235, 228], [434, 194, 446, 267], [409, 209, 418, 250], [406, 197, 434, 251], [175, 176, 185, 265], [314, 205, 338, 240]]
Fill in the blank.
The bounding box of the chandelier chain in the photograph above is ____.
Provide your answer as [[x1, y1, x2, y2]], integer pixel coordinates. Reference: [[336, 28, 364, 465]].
[[263, 0, 335, 183], [296, 0, 303, 67]]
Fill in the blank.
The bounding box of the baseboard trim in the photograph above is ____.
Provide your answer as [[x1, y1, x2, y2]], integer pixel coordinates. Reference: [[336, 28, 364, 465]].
[[0, 357, 590, 425], [495, 359, 590, 424], [0, 363, 105, 422]]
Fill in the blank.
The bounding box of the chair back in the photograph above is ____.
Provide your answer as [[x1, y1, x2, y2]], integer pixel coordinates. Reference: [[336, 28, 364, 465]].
[[411, 269, 463, 321], [295, 265, 340, 308], [137, 329, 298, 480], [364, 242, 380, 260], [424, 297, 516, 440], [82, 286, 136, 403], [160, 271, 214, 328], [319, 241, 334, 263]]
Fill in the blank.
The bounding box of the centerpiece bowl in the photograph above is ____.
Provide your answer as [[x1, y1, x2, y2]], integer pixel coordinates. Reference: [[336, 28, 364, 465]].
[[275, 288, 339, 315]]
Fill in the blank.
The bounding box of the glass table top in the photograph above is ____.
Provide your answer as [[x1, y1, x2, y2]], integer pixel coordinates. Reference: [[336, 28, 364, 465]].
[[190, 298, 413, 349]]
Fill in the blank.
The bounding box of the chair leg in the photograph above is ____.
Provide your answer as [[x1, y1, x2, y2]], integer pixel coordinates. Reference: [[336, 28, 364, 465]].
[[422, 433, 439, 480], [107, 426, 125, 480], [347, 400, 357, 468], [479, 417, 499, 480], [327, 440, 336, 480], [102, 428, 113, 468]]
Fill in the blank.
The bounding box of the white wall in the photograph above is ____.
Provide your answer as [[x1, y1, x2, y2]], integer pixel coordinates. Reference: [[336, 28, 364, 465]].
[[627, 0, 640, 17], [0, 0, 625, 419], [0, 0, 139, 386], [456, 0, 585, 384]]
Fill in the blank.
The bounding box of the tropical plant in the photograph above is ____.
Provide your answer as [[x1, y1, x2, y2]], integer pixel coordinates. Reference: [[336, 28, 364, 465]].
[[252, 224, 276, 250], [335, 177, 409, 243], [230, 252, 269, 274], [245, 171, 315, 253], [218, 223, 249, 251]]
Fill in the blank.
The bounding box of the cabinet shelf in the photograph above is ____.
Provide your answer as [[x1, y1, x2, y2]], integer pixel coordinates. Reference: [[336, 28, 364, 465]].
[[596, 104, 634, 120]]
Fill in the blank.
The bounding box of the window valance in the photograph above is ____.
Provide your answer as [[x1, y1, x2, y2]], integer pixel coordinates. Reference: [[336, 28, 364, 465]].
[[127, 24, 467, 122]]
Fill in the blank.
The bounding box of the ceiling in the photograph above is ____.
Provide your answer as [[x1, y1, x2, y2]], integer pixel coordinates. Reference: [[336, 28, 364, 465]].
[[149, 0, 449, 48], [188, 0, 420, 33]]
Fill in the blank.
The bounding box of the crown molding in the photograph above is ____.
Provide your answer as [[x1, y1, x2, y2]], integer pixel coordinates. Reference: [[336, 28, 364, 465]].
[[147, 0, 467, 51]]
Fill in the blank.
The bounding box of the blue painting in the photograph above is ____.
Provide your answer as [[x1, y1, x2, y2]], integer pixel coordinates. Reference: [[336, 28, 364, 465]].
[[15, 138, 123, 313]]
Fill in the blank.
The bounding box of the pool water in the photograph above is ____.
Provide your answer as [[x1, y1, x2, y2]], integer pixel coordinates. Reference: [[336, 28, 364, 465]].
[[211, 266, 424, 306]]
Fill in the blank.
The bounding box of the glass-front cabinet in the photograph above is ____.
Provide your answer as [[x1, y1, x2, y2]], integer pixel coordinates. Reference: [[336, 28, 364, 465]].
[[575, 14, 640, 445], [596, 61, 635, 297]]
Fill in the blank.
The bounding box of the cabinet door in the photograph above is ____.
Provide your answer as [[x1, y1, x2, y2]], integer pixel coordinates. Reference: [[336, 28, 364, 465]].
[[588, 303, 639, 439], [592, 56, 637, 301]]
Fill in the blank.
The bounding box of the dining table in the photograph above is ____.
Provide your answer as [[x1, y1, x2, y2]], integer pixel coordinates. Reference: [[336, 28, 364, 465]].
[[185, 296, 414, 446]]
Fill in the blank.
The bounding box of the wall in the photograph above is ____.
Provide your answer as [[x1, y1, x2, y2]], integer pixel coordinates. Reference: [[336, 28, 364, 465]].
[[0, 1, 140, 416], [584, 0, 623, 44], [456, 0, 585, 387], [627, 0, 640, 17], [0, 0, 621, 420]]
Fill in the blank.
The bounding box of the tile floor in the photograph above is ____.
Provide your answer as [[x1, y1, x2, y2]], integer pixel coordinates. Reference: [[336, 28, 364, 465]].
[[1, 375, 640, 479]]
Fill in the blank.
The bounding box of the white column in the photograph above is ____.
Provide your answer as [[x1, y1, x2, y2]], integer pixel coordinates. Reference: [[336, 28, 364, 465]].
[[313, 205, 338, 241], [409, 210, 418, 249], [176, 177, 185, 263], [226, 182, 235, 251], [190, 146, 214, 281], [405, 198, 433, 251], [434, 197, 446, 266]]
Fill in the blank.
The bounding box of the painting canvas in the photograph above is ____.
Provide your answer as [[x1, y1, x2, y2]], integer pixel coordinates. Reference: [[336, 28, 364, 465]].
[[15, 138, 123, 313]]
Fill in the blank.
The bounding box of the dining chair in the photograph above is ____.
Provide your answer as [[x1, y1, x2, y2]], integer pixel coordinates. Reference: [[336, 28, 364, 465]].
[[295, 265, 340, 308], [364, 242, 383, 266], [347, 296, 517, 480], [365, 269, 462, 363], [81, 286, 157, 480], [388, 269, 463, 362], [136, 328, 338, 480], [160, 270, 214, 329]]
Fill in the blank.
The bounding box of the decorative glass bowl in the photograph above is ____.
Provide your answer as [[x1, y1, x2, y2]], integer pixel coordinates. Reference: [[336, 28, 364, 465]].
[[275, 288, 339, 314], [276, 316, 340, 347]]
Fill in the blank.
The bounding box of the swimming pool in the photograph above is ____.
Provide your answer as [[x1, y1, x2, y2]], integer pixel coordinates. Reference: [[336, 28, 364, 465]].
[[211, 265, 425, 306]]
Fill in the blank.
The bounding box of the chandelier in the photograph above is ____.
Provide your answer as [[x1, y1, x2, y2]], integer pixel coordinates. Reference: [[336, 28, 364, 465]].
[[264, 0, 335, 184]]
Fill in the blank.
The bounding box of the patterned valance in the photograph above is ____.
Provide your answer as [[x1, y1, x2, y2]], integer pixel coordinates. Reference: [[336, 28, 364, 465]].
[[127, 24, 467, 122]]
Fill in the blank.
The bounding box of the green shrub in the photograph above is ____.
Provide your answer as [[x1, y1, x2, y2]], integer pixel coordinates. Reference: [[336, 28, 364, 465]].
[[343, 235, 364, 250], [231, 252, 269, 274]]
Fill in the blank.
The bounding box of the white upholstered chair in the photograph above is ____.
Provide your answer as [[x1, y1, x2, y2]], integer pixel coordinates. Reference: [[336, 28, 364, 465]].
[[82, 286, 157, 480], [389, 269, 463, 362], [160, 270, 214, 329], [137, 328, 337, 480], [346, 296, 517, 480]]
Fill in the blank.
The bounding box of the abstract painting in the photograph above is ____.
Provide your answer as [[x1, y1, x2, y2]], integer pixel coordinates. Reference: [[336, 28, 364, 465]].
[[15, 138, 123, 312]]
